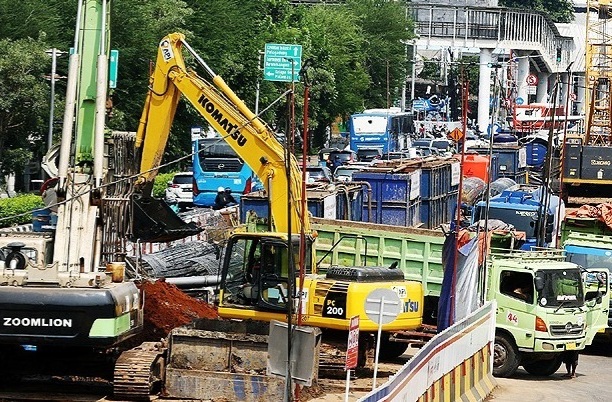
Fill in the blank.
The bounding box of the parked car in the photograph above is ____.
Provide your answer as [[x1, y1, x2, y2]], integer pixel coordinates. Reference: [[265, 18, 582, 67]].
[[334, 165, 364, 182], [327, 149, 358, 172], [165, 172, 193, 209], [380, 151, 412, 161], [318, 147, 341, 167], [305, 165, 333, 183], [356, 148, 382, 162]]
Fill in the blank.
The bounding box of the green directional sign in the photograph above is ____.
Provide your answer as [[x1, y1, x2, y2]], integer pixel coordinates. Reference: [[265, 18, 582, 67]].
[[263, 43, 302, 82], [109, 49, 119, 89]]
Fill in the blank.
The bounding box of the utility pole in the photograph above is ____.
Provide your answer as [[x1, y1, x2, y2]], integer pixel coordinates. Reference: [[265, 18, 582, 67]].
[[255, 50, 264, 115], [45, 48, 66, 151]]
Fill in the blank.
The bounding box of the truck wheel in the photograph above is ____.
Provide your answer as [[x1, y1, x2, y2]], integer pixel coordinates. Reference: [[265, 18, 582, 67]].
[[493, 334, 520, 377], [523, 355, 562, 376], [378, 333, 409, 359]]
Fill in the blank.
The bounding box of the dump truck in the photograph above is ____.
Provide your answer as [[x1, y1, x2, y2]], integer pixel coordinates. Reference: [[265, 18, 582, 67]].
[[311, 217, 610, 377]]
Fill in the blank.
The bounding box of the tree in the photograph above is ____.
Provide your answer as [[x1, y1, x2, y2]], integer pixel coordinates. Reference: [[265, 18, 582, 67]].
[[297, 4, 370, 148], [346, 0, 413, 108], [499, 0, 574, 23], [0, 37, 50, 179]]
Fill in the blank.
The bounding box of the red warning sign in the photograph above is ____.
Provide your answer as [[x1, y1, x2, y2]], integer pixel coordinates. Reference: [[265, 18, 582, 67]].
[[345, 316, 360, 370]]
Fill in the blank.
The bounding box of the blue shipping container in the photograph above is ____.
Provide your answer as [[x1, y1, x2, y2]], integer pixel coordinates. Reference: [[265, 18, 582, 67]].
[[240, 189, 337, 223], [353, 172, 414, 226], [335, 184, 364, 221]]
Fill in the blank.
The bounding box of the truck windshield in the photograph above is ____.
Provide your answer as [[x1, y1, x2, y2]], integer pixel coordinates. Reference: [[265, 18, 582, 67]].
[[539, 269, 584, 308]]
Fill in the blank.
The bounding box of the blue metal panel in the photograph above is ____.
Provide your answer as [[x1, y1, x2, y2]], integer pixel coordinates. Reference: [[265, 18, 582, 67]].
[[240, 190, 337, 223], [354, 172, 413, 226], [239, 194, 270, 224], [335, 185, 364, 221], [420, 164, 453, 200], [472, 146, 525, 176]]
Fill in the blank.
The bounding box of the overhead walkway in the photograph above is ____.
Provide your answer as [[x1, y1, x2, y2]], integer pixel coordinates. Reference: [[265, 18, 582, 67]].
[[410, 3, 576, 131]]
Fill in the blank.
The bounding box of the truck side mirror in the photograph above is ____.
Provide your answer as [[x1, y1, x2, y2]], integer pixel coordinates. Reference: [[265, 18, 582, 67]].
[[585, 290, 602, 304], [534, 274, 545, 292]]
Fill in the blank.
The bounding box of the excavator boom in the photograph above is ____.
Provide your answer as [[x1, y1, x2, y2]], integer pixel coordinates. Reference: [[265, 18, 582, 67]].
[[136, 33, 308, 234]]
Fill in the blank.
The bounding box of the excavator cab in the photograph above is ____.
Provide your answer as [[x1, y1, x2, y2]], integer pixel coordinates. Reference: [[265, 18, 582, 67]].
[[219, 233, 312, 313]]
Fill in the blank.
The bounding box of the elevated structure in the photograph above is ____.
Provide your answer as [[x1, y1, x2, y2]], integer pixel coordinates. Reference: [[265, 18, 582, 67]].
[[409, 3, 576, 133]]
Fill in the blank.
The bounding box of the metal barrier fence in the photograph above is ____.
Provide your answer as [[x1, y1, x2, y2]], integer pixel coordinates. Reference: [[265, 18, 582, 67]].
[[358, 301, 496, 402]]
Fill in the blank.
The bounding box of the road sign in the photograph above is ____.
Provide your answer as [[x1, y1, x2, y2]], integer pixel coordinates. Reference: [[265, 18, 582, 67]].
[[570, 92, 577, 101], [364, 288, 402, 325], [526, 74, 538, 86], [449, 127, 464, 141], [109, 49, 119, 89], [345, 316, 360, 370], [516, 97, 524, 105], [264, 43, 302, 82]]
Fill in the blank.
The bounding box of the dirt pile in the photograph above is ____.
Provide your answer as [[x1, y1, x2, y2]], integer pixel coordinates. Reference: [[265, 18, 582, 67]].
[[131, 279, 219, 344]]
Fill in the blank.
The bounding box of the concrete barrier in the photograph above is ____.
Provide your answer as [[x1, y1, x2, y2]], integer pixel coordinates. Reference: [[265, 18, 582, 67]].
[[358, 301, 496, 402]]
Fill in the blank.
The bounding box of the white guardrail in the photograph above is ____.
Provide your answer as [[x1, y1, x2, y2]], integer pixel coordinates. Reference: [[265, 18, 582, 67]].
[[359, 301, 497, 402]]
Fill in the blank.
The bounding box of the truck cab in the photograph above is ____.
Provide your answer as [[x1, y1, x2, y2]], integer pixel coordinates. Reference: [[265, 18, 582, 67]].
[[563, 231, 612, 333], [487, 250, 609, 377]]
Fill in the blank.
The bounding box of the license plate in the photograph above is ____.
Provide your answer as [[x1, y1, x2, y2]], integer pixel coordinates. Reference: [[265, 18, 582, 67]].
[[566, 342, 576, 350]]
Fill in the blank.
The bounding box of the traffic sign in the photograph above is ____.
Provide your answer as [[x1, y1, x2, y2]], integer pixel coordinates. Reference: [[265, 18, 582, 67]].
[[449, 127, 464, 141], [570, 93, 577, 101], [526, 74, 538, 86], [263, 43, 302, 82], [364, 288, 402, 325], [345, 316, 360, 370], [109, 49, 119, 89], [516, 97, 524, 105]]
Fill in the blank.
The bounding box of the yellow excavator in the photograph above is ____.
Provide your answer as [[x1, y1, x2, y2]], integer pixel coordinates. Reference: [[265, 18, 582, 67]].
[[134, 32, 424, 363]]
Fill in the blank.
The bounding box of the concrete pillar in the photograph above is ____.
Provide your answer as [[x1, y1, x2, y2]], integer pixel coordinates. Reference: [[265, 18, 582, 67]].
[[536, 72, 549, 103], [576, 74, 586, 115], [516, 52, 530, 103], [477, 48, 493, 135], [559, 72, 570, 107]]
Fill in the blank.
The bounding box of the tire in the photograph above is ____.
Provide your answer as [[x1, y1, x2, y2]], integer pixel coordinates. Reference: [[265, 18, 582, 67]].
[[493, 333, 520, 377], [378, 333, 409, 359], [523, 355, 562, 376]]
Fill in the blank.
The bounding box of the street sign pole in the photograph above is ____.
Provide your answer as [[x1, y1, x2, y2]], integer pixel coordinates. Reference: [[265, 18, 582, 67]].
[[364, 289, 402, 391], [372, 296, 386, 390], [344, 316, 360, 402]]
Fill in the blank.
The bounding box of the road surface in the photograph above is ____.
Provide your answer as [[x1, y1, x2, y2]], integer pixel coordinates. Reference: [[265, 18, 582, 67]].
[[488, 344, 612, 402]]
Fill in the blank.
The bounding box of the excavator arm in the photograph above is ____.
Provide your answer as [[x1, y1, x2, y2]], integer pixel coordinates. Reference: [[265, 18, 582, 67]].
[[135, 33, 308, 234]]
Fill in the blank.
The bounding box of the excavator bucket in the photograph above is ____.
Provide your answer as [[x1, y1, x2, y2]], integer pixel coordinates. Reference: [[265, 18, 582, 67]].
[[130, 194, 202, 242]]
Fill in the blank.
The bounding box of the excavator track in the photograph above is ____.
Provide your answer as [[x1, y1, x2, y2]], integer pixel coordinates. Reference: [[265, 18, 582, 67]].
[[113, 342, 166, 400]]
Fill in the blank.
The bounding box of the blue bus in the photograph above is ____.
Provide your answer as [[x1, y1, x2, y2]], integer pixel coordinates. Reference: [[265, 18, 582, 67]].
[[347, 108, 414, 154], [192, 136, 261, 207]]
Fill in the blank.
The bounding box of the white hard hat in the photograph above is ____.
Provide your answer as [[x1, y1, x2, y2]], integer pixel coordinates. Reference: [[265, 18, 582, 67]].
[[218, 186, 225, 192]]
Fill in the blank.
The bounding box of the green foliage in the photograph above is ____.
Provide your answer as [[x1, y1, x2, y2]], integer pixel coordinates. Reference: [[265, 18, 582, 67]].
[[500, 0, 574, 23], [0, 37, 50, 175], [0, 194, 45, 228], [346, 0, 412, 109], [153, 172, 175, 198], [0, 0, 416, 177], [0, 149, 33, 177]]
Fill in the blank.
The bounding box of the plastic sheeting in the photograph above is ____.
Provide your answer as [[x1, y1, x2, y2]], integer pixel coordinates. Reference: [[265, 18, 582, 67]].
[[437, 231, 480, 332], [566, 203, 612, 231]]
